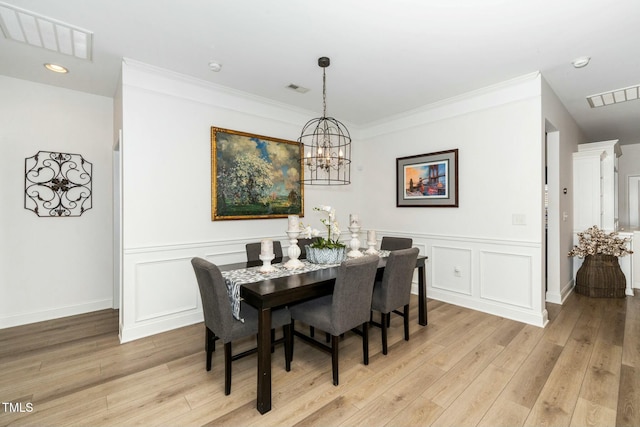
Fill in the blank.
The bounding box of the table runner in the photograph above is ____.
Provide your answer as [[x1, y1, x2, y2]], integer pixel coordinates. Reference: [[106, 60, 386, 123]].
[[221, 250, 390, 321]]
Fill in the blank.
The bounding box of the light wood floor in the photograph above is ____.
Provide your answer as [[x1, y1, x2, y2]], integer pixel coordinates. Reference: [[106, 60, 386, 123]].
[[1, 292, 639, 427]]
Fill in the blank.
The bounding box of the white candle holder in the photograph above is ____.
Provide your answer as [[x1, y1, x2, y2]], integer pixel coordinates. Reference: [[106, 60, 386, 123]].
[[284, 230, 305, 269], [258, 253, 276, 273], [347, 225, 363, 258], [365, 239, 378, 255]]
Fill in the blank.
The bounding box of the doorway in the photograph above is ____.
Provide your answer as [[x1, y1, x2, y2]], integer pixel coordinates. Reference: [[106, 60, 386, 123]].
[[544, 126, 562, 303]]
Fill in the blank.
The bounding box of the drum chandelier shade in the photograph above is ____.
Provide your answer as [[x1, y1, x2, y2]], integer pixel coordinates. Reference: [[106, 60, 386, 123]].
[[299, 57, 351, 185]]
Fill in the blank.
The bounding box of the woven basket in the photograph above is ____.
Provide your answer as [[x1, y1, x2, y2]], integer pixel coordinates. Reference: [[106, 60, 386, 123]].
[[575, 254, 626, 298]]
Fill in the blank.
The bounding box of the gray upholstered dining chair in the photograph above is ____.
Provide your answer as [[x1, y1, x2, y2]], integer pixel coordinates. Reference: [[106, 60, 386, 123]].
[[370, 247, 419, 355], [289, 255, 380, 386], [245, 241, 283, 262], [380, 236, 413, 251], [190, 257, 292, 395]]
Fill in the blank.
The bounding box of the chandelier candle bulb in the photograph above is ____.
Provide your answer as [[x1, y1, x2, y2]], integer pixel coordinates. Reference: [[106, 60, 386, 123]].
[[260, 239, 274, 257], [288, 215, 300, 232]]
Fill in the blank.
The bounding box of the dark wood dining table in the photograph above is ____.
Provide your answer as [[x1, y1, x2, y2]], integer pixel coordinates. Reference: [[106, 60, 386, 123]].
[[217, 254, 428, 414]]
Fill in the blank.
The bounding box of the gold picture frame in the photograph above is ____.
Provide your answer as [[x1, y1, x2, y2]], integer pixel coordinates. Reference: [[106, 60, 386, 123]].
[[211, 127, 304, 220]]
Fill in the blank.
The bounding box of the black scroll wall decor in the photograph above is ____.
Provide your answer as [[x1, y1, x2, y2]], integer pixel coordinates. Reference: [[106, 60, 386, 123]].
[[24, 151, 93, 217]]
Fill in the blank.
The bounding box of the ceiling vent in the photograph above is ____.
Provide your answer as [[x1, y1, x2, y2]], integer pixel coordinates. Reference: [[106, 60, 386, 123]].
[[0, 2, 93, 60], [587, 84, 640, 108], [287, 83, 309, 94]]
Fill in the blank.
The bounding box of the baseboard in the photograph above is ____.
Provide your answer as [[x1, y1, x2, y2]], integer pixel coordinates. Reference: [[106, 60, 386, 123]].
[[546, 279, 574, 304], [119, 311, 204, 343], [427, 289, 548, 327], [0, 298, 113, 329]]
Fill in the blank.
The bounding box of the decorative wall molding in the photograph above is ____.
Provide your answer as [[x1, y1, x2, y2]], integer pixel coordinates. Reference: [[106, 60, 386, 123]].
[[119, 232, 546, 342], [122, 58, 336, 133], [479, 250, 533, 309], [134, 257, 200, 322], [360, 72, 541, 139], [431, 245, 473, 296]]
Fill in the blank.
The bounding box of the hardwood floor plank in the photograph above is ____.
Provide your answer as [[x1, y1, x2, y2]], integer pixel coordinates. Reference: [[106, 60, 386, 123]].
[[477, 399, 530, 427], [524, 309, 602, 427], [384, 397, 444, 427], [576, 312, 624, 412], [622, 294, 640, 368], [616, 364, 640, 427], [496, 339, 563, 410], [431, 364, 513, 427], [0, 293, 636, 426], [570, 397, 617, 427]]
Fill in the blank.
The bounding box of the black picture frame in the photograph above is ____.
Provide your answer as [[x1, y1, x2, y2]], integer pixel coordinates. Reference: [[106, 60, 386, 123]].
[[396, 149, 458, 207]]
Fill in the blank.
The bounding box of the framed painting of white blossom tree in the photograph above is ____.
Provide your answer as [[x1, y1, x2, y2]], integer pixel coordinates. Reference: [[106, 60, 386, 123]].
[[211, 127, 304, 220]]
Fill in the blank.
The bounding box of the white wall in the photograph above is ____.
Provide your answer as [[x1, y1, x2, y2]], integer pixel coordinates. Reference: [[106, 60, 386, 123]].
[[359, 73, 548, 327], [0, 63, 579, 335], [118, 60, 364, 341], [0, 76, 114, 328]]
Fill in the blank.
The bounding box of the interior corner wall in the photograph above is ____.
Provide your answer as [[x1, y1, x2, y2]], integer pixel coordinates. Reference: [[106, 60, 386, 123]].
[[0, 75, 114, 328], [118, 60, 363, 342], [541, 77, 585, 303], [359, 74, 548, 327]]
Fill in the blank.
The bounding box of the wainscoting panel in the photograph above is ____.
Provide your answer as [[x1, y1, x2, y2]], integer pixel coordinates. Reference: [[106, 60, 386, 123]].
[[479, 250, 532, 308], [134, 257, 199, 322], [120, 237, 280, 343], [431, 245, 473, 295]]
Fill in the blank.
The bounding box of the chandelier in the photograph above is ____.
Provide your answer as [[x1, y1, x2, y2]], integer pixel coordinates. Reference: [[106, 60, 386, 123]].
[[299, 57, 351, 185]]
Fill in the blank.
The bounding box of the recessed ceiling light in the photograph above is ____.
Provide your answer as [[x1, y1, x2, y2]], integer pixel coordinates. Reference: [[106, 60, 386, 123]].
[[44, 63, 68, 73], [572, 56, 590, 68]]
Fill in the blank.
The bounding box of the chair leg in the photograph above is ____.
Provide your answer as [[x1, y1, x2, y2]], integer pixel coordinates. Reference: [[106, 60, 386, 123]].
[[205, 328, 215, 371], [290, 319, 295, 361], [331, 335, 340, 386], [363, 322, 369, 365], [403, 304, 410, 341], [387, 312, 391, 328], [381, 312, 388, 355], [271, 328, 276, 353], [310, 326, 315, 337], [224, 342, 232, 395], [284, 323, 292, 372]]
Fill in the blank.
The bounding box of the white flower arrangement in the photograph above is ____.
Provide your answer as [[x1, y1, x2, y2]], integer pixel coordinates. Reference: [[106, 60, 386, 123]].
[[568, 225, 633, 258], [301, 205, 346, 249]]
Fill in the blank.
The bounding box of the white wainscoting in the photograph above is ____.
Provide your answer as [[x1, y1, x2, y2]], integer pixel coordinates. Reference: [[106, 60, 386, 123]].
[[120, 238, 267, 343], [120, 233, 547, 342], [391, 232, 547, 328]]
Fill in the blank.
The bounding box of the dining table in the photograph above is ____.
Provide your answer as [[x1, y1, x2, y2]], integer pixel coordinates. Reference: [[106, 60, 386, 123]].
[[217, 253, 428, 414]]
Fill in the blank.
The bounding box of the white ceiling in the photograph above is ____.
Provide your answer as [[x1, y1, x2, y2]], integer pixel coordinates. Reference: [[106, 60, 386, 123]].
[[2, 0, 639, 144]]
